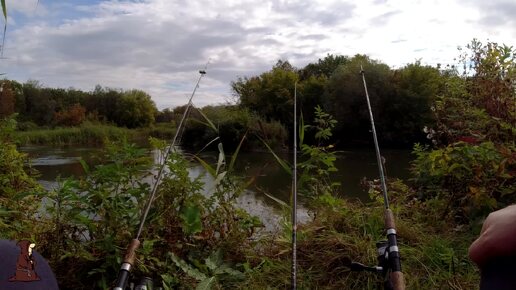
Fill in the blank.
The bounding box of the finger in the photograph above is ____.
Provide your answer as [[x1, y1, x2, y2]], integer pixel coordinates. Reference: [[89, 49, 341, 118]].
[[469, 241, 486, 266]]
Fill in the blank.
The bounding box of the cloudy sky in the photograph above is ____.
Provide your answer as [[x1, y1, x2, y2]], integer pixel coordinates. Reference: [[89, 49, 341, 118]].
[[2, 0, 515, 109]]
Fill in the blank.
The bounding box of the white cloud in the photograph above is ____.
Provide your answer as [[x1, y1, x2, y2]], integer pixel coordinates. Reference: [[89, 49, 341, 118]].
[[8, 0, 44, 16], [1, 0, 515, 109]]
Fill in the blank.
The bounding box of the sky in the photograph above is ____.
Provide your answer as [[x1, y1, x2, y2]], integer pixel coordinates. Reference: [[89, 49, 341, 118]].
[[1, 0, 515, 109]]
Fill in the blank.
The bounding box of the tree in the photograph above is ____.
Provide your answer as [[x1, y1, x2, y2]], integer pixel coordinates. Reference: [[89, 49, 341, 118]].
[[22, 81, 57, 125], [467, 40, 515, 125], [300, 54, 349, 80], [10, 80, 26, 115], [383, 62, 444, 144], [156, 108, 175, 123], [0, 81, 15, 118], [53, 103, 86, 126], [232, 60, 298, 128], [295, 75, 328, 143], [113, 89, 157, 128], [412, 41, 516, 221], [430, 41, 516, 145], [324, 54, 394, 145]]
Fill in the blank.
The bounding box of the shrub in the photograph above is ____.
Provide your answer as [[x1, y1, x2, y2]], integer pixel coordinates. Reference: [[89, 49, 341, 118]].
[[412, 142, 515, 221], [180, 105, 287, 151]]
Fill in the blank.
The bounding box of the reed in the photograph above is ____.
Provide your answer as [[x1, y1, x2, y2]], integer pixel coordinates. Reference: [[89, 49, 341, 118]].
[[14, 123, 132, 145], [13, 122, 177, 146]]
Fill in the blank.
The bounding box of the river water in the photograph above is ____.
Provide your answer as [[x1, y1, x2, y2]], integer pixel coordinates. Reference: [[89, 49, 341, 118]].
[[20, 145, 412, 231]]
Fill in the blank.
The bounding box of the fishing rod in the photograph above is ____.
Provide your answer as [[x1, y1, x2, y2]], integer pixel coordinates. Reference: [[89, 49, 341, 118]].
[[113, 63, 208, 290], [349, 66, 405, 290], [291, 81, 298, 290]]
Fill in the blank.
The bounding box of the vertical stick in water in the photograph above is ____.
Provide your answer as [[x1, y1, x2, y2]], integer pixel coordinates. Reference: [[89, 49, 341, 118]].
[[291, 82, 298, 290]]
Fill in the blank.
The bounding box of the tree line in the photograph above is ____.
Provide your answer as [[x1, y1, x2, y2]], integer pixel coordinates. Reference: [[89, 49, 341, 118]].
[[1, 40, 513, 149], [0, 81, 158, 129], [232, 55, 448, 147]]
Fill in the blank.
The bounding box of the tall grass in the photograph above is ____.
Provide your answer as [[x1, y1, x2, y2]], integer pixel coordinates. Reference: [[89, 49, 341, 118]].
[[14, 123, 130, 145], [237, 187, 480, 289], [13, 122, 177, 145]]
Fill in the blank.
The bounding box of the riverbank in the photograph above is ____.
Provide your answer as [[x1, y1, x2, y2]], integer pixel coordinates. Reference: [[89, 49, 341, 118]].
[[237, 186, 480, 289], [0, 118, 491, 289], [13, 122, 176, 145]]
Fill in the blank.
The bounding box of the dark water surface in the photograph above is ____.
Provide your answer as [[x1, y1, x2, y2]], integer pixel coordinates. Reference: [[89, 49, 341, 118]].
[[21, 145, 412, 199], [20, 145, 412, 230]]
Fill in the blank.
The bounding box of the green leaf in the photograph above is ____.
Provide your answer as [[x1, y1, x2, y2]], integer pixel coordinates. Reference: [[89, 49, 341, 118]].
[[0, 207, 14, 217], [196, 136, 220, 154], [257, 135, 291, 175], [161, 274, 176, 290], [196, 107, 218, 133], [205, 249, 222, 271], [229, 131, 247, 172], [12, 191, 34, 201], [141, 239, 156, 255], [196, 277, 215, 290], [180, 204, 203, 235], [169, 252, 207, 281], [1, 0, 6, 21], [193, 155, 216, 177], [213, 171, 227, 188], [215, 143, 225, 175], [263, 192, 290, 209], [72, 214, 92, 227], [299, 113, 305, 146], [79, 159, 90, 174], [214, 264, 245, 279]]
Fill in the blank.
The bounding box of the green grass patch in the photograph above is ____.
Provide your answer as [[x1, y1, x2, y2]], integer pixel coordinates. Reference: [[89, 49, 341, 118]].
[[14, 123, 131, 145], [13, 122, 177, 145], [236, 188, 480, 289]]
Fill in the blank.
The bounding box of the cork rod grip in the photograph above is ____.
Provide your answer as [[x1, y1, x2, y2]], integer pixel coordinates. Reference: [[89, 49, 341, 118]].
[[390, 271, 405, 290], [384, 208, 396, 230], [124, 239, 141, 265]]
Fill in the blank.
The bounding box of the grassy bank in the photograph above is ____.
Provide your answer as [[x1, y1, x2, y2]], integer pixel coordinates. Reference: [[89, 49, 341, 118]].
[[0, 117, 487, 289], [237, 182, 479, 289], [13, 122, 176, 145]]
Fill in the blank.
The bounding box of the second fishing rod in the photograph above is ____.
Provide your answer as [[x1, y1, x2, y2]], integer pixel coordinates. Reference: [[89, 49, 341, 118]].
[[113, 65, 208, 290], [349, 66, 405, 290]]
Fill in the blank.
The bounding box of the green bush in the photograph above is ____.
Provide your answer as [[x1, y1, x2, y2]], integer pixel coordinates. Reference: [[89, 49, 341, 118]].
[[16, 120, 39, 131], [180, 105, 287, 151], [411, 142, 515, 221], [0, 117, 43, 239]]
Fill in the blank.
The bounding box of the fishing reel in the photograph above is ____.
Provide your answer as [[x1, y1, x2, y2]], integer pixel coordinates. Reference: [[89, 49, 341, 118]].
[[350, 240, 394, 290], [122, 276, 163, 290]]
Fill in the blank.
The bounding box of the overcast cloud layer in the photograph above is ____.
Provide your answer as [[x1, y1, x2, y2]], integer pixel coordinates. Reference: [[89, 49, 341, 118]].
[[2, 0, 515, 109]]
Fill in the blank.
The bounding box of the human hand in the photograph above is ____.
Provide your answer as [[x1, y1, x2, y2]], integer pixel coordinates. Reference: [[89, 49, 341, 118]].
[[468, 204, 516, 267]]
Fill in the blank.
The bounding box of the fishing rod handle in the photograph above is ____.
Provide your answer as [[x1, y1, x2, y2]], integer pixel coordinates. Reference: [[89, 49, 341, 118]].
[[384, 209, 405, 290], [390, 271, 405, 290], [384, 208, 396, 229], [114, 239, 141, 290]]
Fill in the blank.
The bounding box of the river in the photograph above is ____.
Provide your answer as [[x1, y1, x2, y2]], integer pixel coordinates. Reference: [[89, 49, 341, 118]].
[[20, 145, 413, 231]]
